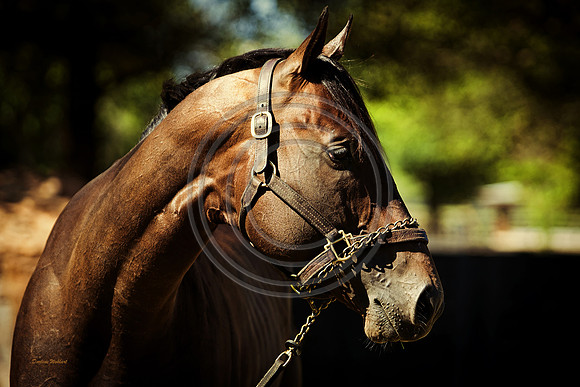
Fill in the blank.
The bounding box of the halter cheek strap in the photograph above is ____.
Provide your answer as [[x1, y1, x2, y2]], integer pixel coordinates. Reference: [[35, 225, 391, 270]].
[[252, 58, 279, 174], [239, 58, 340, 242]]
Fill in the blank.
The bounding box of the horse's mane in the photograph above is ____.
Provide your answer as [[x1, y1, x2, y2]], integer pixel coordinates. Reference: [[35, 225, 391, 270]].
[[141, 48, 376, 147]]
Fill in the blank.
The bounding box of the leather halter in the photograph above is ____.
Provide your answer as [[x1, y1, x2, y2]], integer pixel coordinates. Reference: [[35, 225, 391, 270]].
[[239, 58, 429, 294], [239, 59, 340, 242]]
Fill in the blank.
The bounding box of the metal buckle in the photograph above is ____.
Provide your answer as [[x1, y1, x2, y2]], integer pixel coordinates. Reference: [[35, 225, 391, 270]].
[[251, 111, 273, 139], [324, 230, 353, 262]]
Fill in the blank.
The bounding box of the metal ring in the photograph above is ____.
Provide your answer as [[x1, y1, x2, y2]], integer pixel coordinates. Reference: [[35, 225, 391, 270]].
[[277, 350, 293, 368], [285, 339, 302, 355], [251, 160, 277, 177]]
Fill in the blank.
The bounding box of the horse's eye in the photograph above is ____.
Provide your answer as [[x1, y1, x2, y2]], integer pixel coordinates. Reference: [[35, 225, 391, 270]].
[[327, 144, 351, 162]]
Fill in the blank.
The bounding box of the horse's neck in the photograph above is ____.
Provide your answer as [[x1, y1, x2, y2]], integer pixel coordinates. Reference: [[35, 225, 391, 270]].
[[45, 79, 255, 343], [176, 226, 293, 385]]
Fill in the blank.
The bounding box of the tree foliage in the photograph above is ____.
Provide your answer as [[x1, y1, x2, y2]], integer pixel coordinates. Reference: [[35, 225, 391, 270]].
[[279, 0, 580, 227], [0, 0, 217, 177], [1, 0, 578, 227]]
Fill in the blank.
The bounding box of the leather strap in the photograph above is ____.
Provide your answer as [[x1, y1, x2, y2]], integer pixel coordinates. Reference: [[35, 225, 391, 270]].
[[252, 58, 281, 174], [239, 58, 340, 242], [296, 227, 429, 285], [378, 227, 428, 244], [239, 59, 282, 238], [239, 175, 263, 240], [267, 174, 339, 241], [256, 352, 290, 387], [256, 58, 279, 115], [239, 172, 341, 242]]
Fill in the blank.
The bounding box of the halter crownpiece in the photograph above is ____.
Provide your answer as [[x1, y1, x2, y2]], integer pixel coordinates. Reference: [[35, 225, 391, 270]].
[[251, 58, 280, 173]]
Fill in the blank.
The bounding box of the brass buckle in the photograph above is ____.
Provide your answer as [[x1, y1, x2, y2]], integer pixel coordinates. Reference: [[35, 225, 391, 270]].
[[251, 111, 273, 139], [324, 230, 353, 262]]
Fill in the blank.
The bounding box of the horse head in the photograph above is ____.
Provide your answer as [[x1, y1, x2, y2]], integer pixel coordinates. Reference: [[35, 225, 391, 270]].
[[192, 8, 444, 344]]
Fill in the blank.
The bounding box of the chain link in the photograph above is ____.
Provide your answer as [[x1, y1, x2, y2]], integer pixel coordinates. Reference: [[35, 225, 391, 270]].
[[279, 298, 335, 363], [291, 298, 334, 349], [340, 217, 418, 259], [296, 217, 418, 294], [260, 218, 419, 386]]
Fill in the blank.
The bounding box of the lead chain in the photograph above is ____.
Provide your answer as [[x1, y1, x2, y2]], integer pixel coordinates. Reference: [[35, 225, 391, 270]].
[[296, 217, 419, 294], [256, 298, 335, 387], [339, 217, 418, 259], [284, 298, 335, 357]]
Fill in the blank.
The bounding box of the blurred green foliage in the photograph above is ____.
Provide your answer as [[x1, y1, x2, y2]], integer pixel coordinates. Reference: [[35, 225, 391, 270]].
[[277, 0, 580, 228], [1, 0, 578, 227]]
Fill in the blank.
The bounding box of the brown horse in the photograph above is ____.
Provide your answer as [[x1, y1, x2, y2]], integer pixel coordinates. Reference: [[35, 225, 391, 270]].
[[11, 9, 443, 386]]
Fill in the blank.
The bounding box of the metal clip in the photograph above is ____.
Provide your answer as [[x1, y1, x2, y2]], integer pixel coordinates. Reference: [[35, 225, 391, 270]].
[[323, 230, 353, 262], [251, 111, 273, 139], [290, 275, 303, 295]]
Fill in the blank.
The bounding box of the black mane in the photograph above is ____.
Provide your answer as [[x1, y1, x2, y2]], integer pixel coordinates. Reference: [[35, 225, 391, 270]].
[[162, 48, 293, 112], [141, 48, 376, 142]]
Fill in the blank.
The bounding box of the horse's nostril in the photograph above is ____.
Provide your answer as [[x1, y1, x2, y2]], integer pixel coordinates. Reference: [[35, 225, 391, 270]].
[[414, 285, 442, 326]]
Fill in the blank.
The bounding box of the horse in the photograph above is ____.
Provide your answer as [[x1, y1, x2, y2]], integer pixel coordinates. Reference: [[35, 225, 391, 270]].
[[11, 8, 443, 386]]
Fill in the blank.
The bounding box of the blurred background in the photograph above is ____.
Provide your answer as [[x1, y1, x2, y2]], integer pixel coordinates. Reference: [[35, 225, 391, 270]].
[[0, 0, 578, 385]]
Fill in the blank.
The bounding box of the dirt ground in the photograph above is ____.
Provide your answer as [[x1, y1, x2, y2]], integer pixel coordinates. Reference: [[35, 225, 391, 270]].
[[0, 169, 76, 387]]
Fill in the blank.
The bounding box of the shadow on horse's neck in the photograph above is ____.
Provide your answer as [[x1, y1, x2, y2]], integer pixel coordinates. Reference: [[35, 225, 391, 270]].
[[166, 225, 293, 384]]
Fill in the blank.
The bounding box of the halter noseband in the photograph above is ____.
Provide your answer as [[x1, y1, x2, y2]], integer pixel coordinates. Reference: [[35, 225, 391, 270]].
[[239, 58, 429, 295]]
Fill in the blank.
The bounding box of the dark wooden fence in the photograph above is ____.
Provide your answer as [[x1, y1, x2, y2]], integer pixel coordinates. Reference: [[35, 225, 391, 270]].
[[297, 253, 577, 386]]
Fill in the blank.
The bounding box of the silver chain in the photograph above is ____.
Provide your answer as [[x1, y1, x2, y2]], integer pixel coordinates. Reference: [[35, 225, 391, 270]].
[[296, 217, 419, 293], [341, 217, 418, 258], [259, 218, 419, 386]]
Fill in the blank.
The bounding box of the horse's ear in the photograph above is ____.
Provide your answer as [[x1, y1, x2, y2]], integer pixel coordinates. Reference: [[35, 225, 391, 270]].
[[277, 7, 329, 82], [321, 14, 353, 60]]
